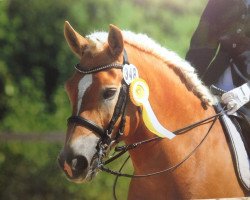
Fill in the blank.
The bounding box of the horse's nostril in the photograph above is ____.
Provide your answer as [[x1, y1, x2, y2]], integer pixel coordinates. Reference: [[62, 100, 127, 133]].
[[71, 155, 88, 172], [58, 151, 89, 178]]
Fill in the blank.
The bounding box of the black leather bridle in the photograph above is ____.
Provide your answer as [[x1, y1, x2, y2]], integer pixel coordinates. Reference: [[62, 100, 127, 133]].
[[66, 48, 229, 200], [67, 50, 130, 158]]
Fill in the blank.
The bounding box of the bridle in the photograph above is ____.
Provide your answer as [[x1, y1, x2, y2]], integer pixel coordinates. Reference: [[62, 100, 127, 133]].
[[67, 49, 227, 200], [67, 49, 130, 162]]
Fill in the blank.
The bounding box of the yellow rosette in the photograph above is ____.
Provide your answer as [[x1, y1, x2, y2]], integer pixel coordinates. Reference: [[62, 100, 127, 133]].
[[130, 78, 176, 139]]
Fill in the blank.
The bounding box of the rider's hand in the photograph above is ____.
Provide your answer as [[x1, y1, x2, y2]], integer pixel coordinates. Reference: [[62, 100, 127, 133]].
[[221, 83, 250, 115]]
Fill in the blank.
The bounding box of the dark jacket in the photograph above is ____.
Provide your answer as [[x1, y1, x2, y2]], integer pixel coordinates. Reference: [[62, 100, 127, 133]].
[[219, 34, 250, 86], [186, 0, 250, 86]]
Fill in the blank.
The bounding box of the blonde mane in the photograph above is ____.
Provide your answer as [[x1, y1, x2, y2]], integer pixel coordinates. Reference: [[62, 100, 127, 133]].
[[87, 31, 216, 106]]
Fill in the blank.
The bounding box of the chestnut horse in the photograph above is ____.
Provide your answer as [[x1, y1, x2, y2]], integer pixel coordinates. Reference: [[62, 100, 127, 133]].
[[58, 21, 247, 199]]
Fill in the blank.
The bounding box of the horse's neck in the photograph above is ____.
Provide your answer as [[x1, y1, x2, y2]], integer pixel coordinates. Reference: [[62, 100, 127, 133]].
[[123, 45, 244, 200], [125, 44, 218, 175], [126, 44, 210, 131]]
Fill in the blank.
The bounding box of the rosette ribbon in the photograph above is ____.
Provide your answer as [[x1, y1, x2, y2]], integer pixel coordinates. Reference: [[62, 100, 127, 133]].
[[129, 78, 176, 139]]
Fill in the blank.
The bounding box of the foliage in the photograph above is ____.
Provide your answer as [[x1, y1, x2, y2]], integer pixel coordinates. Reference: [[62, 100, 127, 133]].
[[0, 0, 206, 199], [0, 142, 131, 200]]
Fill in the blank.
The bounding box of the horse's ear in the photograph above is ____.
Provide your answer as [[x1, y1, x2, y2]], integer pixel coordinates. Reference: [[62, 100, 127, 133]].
[[64, 21, 88, 58], [108, 24, 124, 57]]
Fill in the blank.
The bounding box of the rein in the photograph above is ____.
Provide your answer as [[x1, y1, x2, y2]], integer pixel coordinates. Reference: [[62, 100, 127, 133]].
[[102, 109, 225, 166], [99, 109, 225, 176], [100, 86, 227, 200], [100, 109, 226, 200]]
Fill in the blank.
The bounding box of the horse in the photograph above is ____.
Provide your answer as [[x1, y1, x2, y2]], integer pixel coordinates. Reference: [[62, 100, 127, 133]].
[[58, 21, 248, 199]]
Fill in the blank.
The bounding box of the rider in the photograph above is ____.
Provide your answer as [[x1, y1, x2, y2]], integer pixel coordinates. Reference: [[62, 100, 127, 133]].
[[185, 0, 250, 141], [219, 34, 250, 115]]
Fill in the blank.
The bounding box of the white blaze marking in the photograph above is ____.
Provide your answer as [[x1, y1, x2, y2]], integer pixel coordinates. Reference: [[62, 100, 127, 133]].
[[77, 74, 93, 114], [70, 134, 98, 159]]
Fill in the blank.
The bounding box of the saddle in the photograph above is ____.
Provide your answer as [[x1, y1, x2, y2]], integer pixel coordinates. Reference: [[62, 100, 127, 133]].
[[232, 105, 250, 156], [211, 85, 250, 155], [214, 103, 250, 191], [211, 85, 250, 190]]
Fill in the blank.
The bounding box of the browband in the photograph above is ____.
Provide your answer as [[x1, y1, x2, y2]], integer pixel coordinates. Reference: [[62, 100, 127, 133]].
[[75, 63, 123, 74], [75, 49, 129, 74], [74, 49, 129, 74]]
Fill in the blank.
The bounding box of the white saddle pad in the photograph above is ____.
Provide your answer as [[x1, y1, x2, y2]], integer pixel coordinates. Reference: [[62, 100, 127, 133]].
[[222, 114, 250, 190]]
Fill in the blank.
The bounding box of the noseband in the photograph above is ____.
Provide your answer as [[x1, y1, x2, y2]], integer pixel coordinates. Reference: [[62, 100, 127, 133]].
[[67, 50, 130, 155]]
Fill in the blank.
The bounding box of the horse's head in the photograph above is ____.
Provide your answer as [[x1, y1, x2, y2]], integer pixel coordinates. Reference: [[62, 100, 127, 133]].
[[58, 22, 139, 183]]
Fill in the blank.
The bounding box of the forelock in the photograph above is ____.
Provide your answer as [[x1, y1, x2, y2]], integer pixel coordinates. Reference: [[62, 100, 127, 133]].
[[86, 32, 108, 54]]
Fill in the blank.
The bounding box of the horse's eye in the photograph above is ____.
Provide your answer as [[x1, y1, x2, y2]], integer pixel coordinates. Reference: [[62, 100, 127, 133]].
[[103, 88, 117, 100]]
